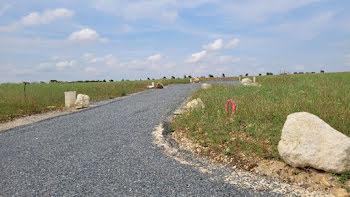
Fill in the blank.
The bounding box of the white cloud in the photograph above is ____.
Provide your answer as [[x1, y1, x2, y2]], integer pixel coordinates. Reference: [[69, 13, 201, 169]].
[[37, 59, 76, 71], [67, 28, 108, 43], [85, 66, 97, 72], [203, 39, 223, 51], [187, 50, 207, 63], [193, 65, 209, 75], [0, 23, 18, 32], [220, 0, 322, 22], [21, 8, 74, 26], [147, 54, 162, 61], [266, 11, 335, 40], [120, 24, 134, 33], [92, 0, 178, 21], [346, 54, 350, 66], [295, 64, 305, 71], [219, 56, 241, 63], [216, 66, 229, 73], [225, 38, 240, 49], [0, 4, 11, 16], [91, 0, 215, 21], [37, 62, 55, 71], [0, 8, 74, 32], [82, 53, 117, 66], [56, 60, 76, 69]]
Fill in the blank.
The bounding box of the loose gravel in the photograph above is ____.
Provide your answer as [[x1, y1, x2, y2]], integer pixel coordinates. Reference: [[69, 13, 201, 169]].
[[1, 81, 274, 196]]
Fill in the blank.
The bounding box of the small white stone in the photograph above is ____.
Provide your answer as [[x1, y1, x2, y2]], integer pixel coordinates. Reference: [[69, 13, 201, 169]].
[[201, 83, 212, 89], [186, 98, 205, 110]]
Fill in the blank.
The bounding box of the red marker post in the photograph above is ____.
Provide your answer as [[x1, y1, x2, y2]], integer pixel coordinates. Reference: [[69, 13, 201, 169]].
[[225, 99, 236, 117]]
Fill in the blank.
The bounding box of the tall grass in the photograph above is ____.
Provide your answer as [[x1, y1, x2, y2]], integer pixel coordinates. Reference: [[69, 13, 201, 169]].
[[0, 79, 189, 122], [172, 72, 350, 163]]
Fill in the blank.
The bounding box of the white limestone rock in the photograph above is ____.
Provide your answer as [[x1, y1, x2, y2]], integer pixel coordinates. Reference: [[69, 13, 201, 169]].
[[201, 83, 212, 89], [192, 78, 200, 83], [186, 98, 205, 110], [278, 112, 350, 173], [241, 78, 253, 85], [75, 94, 90, 109]]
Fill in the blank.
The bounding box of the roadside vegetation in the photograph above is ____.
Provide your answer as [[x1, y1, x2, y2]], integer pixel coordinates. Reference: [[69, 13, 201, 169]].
[[171, 72, 350, 168], [0, 78, 189, 123]]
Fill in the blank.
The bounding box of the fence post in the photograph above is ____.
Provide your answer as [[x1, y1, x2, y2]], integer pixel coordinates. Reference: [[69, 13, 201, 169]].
[[64, 91, 76, 108]]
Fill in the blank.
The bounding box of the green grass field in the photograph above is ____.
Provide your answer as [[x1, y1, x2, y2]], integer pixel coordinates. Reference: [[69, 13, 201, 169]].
[[0, 78, 189, 123], [172, 72, 350, 164]]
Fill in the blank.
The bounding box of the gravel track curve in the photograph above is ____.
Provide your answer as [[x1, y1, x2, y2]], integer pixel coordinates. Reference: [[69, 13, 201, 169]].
[[0, 82, 270, 196]]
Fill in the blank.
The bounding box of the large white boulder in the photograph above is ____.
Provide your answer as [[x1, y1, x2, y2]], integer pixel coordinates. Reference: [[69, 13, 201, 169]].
[[186, 98, 205, 110], [201, 83, 212, 89], [241, 78, 252, 85], [75, 94, 90, 109], [278, 112, 350, 173]]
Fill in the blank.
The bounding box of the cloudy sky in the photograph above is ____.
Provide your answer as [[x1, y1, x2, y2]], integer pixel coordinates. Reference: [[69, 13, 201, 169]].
[[0, 0, 349, 82]]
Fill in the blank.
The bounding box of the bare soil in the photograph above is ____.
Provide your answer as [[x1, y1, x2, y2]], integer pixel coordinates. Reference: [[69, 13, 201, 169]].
[[172, 127, 350, 196]]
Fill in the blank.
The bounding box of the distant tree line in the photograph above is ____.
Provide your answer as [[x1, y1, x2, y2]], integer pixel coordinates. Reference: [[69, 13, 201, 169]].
[[47, 70, 326, 84]]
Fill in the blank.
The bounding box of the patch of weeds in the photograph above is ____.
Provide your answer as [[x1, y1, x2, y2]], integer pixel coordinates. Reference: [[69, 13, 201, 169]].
[[345, 186, 350, 192], [171, 72, 350, 169], [0, 78, 190, 123], [339, 171, 350, 184]]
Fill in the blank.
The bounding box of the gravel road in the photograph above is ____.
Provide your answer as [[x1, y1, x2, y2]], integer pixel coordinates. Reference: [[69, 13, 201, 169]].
[[0, 81, 274, 196]]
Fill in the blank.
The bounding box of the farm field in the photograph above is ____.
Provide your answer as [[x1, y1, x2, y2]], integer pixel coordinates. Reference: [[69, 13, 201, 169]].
[[171, 72, 350, 166], [0, 78, 189, 123]]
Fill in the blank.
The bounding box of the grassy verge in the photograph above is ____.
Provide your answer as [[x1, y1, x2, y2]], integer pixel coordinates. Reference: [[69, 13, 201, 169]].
[[171, 72, 350, 167], [0, 78, 189, 123]]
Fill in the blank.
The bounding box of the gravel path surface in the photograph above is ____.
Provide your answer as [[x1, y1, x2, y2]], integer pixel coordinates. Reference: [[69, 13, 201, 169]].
[[0, 81, 274, 196]]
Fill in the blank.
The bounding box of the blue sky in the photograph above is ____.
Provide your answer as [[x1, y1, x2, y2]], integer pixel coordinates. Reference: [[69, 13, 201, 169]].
[[0, 0, 349, 82]]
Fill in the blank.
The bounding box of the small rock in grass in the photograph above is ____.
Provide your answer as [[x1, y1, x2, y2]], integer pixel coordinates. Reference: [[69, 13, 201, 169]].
[[278, 112, 350, 173], [241, 78, 253, 85], [155, 82, 164, 89], [47, 106, 56, 110], [186, 98, 205, 110], [75, 94, 90, 109], [192, 78, 200, 83], [201, 83, 212, 89]]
